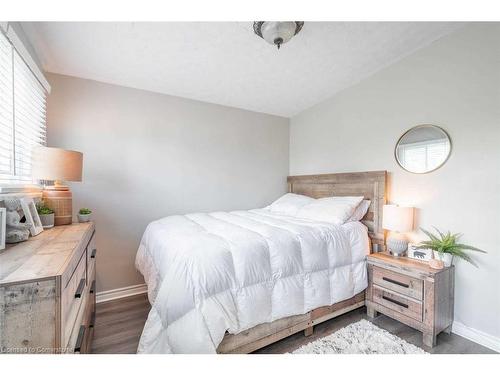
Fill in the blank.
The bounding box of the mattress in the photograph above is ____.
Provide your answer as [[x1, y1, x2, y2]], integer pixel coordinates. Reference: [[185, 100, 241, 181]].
[[135, 208, 369, 353]]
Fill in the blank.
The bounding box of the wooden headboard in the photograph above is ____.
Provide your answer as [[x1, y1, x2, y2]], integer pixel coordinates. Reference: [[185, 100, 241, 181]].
[[287, 171, 387, 249]]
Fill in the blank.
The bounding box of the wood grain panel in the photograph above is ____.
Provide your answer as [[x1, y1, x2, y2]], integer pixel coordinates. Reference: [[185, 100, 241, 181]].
[[217, 312, 311, 353], [372, 285, 423, 322], [218, 292, 365, 353], [373, 267, 423, 300], [311, 292, 365, 321], [61, 251, 87, 346], [0, 279, 57, 353]]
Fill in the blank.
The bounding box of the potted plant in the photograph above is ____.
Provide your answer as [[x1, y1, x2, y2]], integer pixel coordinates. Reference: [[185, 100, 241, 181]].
[[78, 208, 92, 223], [36, 202, 55, 229], [417, 227, 486, 269]]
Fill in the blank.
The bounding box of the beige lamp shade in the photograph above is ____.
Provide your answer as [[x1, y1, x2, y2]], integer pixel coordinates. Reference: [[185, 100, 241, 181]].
[[382, 205, 414, 233], [32, 146, 83, 182]]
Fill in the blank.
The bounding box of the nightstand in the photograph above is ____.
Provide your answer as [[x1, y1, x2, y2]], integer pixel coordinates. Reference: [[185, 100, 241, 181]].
[[366, 252, 454, 347]]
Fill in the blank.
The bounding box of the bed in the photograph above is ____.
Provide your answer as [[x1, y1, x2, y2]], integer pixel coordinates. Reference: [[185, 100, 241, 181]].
[[135, 171, 387, 353]]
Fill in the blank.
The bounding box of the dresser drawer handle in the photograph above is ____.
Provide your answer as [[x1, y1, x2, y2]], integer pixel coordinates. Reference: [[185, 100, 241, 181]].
[[74, 325, 86, 353], [89, 311, 96, 328], [382, 295, 409, 309], [90, 249, 97, 258], [90, 280, 96, 294], [75, 278, 85, 298], [382, 277, 409, 288]]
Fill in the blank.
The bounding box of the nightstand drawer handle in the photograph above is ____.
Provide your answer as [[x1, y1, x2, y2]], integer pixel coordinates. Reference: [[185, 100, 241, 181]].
[[90, 280, 96, 294], [382, 277, 409, 288], [75, 278, 85, 298], [382, 295, 409, 309], [90, 249, 97, 258], [74, 325, 86, 353]]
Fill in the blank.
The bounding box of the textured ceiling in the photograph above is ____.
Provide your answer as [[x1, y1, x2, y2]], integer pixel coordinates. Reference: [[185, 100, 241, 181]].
[[22, 22, 463, 117]]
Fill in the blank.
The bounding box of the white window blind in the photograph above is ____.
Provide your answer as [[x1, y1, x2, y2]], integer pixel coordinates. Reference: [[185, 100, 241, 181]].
[[397, 139, 450, 173], [0, 30, 47, 185]]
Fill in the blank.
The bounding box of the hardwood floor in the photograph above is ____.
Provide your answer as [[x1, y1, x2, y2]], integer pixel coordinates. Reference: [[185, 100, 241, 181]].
[[92, 293, 151, 354], [91, 293, 495, 354]]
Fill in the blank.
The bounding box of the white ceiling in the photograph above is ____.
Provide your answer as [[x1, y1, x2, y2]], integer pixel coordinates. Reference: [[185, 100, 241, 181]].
[[22, 22, 463, 117]]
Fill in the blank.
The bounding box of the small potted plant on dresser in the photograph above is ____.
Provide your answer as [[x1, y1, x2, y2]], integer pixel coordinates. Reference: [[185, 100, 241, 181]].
[[78, 208, 92, 223], [36, 202, 55, 229], [417, 227, 486, 269]]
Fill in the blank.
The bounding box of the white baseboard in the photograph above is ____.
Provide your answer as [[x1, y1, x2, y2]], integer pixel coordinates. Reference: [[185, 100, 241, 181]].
[[452, 321, 500, 353], [96, 283, 147, 304]]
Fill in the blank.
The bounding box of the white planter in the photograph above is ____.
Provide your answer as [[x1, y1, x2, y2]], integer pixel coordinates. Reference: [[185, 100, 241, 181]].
[[39, 213, 54, 229], [433, 251, 453, 267], [78, 213, 92, 223]]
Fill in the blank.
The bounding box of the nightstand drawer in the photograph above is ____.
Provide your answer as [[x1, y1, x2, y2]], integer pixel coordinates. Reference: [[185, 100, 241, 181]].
[[373, 267, 423, 300], [372, 285, 422, 322]]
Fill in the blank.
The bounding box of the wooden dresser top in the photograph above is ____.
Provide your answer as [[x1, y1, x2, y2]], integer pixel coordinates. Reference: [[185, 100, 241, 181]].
[[367, 252, 449, 277], [0, 222, 94, 285]]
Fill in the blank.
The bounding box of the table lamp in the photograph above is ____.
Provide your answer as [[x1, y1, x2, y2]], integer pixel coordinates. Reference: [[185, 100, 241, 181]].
[[31, 146, 83, 225], [382, 204, 414, 256]]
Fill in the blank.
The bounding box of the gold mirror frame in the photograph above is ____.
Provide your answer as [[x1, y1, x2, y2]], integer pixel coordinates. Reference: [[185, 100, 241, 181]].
[[395, 124, 452, 174]]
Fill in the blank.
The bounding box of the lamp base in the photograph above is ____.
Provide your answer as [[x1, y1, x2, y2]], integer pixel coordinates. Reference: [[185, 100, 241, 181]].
[[387, 235, 409, 257], [389, 249, 407, 257], [43, 189, 73, 225]]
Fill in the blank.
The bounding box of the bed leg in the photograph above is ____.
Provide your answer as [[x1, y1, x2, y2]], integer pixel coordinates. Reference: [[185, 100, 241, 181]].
[[366, 306, 378, 319], [304, 326, 314, 337]]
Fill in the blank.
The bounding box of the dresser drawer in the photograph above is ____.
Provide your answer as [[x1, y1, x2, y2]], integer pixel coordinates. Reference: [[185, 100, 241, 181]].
[[66, 286, 91, 353], [373, 267, 423, 300], [372, 285, 423, 322], [87, 233, 97, 270], [61, 228, 92, 289], [66, 254, 96, 353], [87, 235, 97, 288], [61, 250, 87, 346], [75, 291, 94, 354]]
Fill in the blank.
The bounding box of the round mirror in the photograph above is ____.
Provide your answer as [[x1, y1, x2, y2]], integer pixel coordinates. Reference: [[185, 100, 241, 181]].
[[395, 125, 451, 174]]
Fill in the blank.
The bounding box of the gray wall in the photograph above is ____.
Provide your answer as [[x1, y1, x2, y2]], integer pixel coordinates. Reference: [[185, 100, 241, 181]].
[[46, 73, 289, 291], [290, 23, 500, 341]]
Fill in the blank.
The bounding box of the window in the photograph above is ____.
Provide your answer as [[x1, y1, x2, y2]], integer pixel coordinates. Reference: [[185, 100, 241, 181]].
[[0, 30, 47, 185]]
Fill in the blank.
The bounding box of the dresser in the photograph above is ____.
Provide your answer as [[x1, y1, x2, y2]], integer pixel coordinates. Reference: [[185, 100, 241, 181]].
[[0, 223, 96, 354], [366, 252, 454, 347]]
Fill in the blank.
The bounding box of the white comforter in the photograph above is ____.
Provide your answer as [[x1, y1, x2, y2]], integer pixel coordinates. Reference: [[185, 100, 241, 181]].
[[135, 209, 369, 353]]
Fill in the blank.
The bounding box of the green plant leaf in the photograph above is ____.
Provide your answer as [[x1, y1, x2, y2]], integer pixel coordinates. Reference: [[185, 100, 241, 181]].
[[420, 227, 439, 242], [453, 244, 487, 253], [418, 227, 486, 267]]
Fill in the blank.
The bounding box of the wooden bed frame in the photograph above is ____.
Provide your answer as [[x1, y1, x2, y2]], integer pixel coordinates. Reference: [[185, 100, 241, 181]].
[[218, 170, 387, 353]]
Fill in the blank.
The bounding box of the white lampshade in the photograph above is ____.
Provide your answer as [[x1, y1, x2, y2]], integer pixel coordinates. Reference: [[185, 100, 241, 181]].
[[31, 146, 83, 182], [382, 205, 414, 233]]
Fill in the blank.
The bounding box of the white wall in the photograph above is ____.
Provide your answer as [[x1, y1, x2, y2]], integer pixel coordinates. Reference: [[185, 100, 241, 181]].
[[46, 73, 289, 292], [290, 23, 500, 344]]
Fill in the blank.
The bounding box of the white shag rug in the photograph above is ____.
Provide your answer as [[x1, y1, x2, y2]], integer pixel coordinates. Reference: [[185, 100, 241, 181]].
[[292, 319, 427, 354]]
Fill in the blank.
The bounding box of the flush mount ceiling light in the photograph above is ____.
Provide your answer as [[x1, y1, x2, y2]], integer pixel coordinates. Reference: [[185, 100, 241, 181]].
[[253, 21, 304, 49]]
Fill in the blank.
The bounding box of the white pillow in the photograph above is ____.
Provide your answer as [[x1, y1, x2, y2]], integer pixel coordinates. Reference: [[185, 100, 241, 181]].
[[347, 199, 371, 222], [267, 193, 316, 216], [296, 196, 364, 225]]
